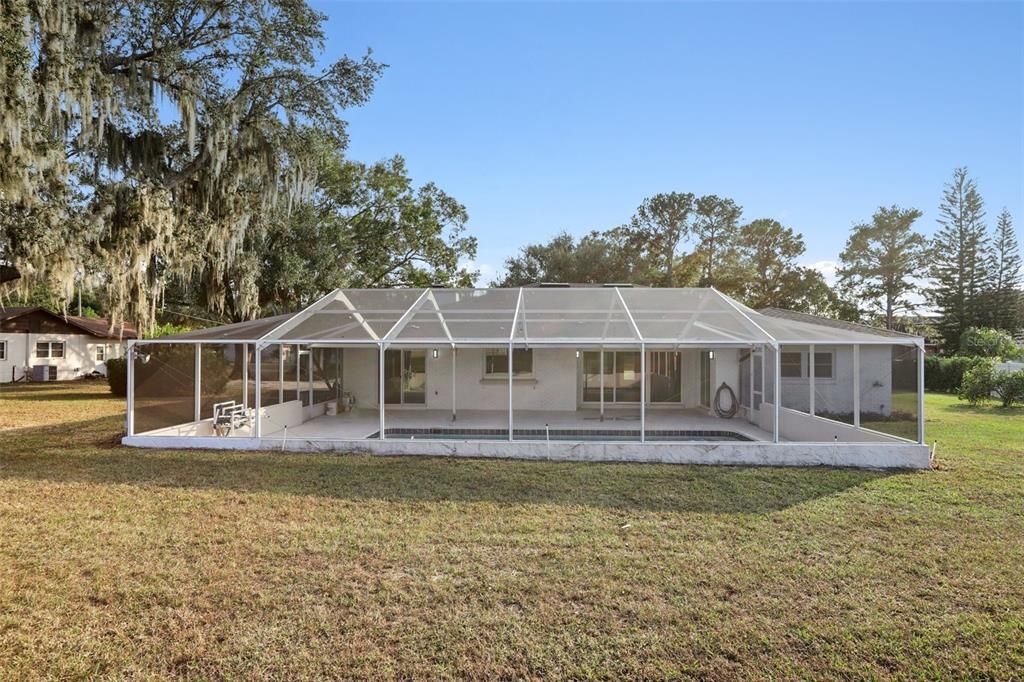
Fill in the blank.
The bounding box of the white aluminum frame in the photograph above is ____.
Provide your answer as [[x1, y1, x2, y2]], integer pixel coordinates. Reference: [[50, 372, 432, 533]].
[[125, 288, 926, 448]]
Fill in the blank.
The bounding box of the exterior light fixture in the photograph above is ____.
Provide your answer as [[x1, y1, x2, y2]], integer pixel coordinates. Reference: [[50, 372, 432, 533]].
[[432, 348, 439, 359], [576, 350, 580, 358], [709, 351, 715, 359]]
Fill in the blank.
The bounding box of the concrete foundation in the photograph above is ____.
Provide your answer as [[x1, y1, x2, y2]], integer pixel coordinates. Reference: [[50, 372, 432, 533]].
[[121, 434, 932, 469]]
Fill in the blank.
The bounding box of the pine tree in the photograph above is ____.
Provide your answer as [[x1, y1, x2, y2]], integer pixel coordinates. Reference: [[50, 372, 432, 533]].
[[837, 205, 927, 330], [930, 168, 990, 353], [985, 208, 1022, 333]]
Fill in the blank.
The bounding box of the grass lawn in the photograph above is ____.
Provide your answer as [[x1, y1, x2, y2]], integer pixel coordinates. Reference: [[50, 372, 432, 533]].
[[1, 381, 1022, 679]]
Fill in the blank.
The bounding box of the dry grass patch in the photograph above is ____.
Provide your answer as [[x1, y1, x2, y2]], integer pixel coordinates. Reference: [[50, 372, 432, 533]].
[[1, 383, 1022, 679]]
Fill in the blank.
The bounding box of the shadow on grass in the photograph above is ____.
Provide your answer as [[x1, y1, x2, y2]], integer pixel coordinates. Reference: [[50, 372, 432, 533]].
[[0, 416, 899, 514]]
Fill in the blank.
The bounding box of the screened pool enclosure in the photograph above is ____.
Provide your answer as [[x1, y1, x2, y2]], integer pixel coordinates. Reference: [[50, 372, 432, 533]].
[[123, 287, 930, 468]]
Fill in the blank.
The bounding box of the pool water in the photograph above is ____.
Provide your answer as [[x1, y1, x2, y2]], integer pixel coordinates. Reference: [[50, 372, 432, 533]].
[[369, 428, 753, 442]]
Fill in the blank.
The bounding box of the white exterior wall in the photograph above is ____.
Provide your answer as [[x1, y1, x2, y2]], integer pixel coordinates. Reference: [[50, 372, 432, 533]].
[[778, 345, 892, 416], [0, 332, 125, 382]]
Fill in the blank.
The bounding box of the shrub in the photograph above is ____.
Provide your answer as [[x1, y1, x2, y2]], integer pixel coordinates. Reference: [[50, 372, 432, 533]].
[[925, 355, 988, 393], [958, 361, 996, 406], [106, 347, 231, 398], [106, 358, 128, 397], [959, 327, 1022, 359], [993, 370, 1024, 408]]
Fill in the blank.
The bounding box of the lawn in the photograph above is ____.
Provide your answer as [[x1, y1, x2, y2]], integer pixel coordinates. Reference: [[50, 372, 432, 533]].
[[1, 382, 1022, 679]]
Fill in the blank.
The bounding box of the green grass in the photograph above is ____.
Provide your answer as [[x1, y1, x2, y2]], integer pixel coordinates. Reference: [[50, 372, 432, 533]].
[[1, 382, 1022, 679]]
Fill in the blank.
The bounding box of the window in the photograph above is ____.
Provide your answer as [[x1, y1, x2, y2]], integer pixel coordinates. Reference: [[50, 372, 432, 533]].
[[781, 352, 803, 378], [35, 341, 65, 359], [0, 340, 6, 360], [96, 345, 107, 361], [484, 348, 533, 378], [780, 350, 834, 379], [813, 351, 834, 379]]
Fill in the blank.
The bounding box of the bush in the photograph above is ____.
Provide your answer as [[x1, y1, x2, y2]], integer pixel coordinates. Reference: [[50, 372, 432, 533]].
[[925, 355, 988, 393], [959, 327, 1023, 359], [106, 358, 128, 397], [958, 360, 996, 406], [993, 369, 1024, 408], [106, 347, 231, 398]]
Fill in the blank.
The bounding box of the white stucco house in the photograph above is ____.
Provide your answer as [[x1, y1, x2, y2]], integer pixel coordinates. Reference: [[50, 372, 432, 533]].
[[0, 307, 137, 383], [122, 286, 930, 468]]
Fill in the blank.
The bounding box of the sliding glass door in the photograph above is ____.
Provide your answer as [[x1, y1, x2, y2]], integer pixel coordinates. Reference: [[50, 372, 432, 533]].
[[384, 349, 426, 405], [581, 351, 678, 404]]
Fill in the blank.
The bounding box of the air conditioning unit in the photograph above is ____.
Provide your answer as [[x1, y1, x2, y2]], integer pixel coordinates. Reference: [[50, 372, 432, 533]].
[[32, 365, 57, 381]]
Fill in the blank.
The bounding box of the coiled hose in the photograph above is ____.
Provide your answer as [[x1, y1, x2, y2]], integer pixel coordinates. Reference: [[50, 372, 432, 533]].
[[713, 382, 738, 419]]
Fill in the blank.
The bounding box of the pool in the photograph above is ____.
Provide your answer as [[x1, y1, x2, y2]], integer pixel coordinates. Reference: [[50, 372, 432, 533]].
[[369, 428, 753, 442]]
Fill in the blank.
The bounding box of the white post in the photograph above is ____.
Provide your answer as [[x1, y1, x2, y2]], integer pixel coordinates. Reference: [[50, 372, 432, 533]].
[[749, 346, 755, 420], [242, 344, 249, 409], [295, 344, 301, 403], [254, 345, 262, 438], [278, 344, 284, 404], [640, 343, 646, 443], [808, 343, 815, 417], [379, 343, 386, 440], [853, 344, 861, 428], [307, 346, 314, 406], [917, 344, 925, 444], [760, 345, 766, 412], [773, 345, 781, 443], [451, 346, 457, 422], [599, 348, 605, 422], [507, 342, 514, 441], [126, 341, 135, 436], [194, 343, 202, 422]]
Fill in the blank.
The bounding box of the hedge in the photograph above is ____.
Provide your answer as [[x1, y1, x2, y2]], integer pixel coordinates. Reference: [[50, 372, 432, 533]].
[[924, 355, 990, 394]]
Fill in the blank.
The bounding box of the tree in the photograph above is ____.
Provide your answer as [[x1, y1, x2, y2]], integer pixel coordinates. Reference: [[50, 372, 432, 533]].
[[493, 230, 642, 287], [981, 208, 1021, 332], [618, 192, 695, 286], [837, 205, 927, 330], [930, 168, 991, 352], [0, 1, 384, 331], [166, 153, 477, 321], [734, 218, 810, 309], [691, 195, 742, 287], [958, 327, 1022, 359]]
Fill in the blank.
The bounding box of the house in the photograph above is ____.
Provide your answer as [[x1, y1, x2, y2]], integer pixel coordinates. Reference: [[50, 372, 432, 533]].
[[0, 307, 137, 382], [121, 287, 930, 469]]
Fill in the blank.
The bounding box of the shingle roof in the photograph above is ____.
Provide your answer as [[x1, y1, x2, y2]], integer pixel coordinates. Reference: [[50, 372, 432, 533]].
[[0, 306, 138, 339], [758, 307, 917, 339]]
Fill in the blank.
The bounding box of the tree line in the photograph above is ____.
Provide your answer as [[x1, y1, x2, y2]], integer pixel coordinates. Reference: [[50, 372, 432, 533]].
[[0, 1, 478, 331], [495, 167, 1022, 353]]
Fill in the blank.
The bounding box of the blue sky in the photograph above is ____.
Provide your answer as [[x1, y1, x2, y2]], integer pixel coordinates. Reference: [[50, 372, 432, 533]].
[[314, 1, 1024, 284]]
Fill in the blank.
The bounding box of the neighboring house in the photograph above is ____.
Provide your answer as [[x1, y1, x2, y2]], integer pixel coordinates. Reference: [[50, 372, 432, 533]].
[[0, 307, 137, 382], [122, 286, 931, 469]]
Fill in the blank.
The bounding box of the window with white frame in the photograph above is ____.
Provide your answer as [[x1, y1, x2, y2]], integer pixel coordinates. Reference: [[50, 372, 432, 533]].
[[0, 340, 6, 360], [35, 341, 65, 359], [781, 351, 803, 378], [96, 344, 107, 361], [483, 348, 533, 378], [781, 350, 834, 379]]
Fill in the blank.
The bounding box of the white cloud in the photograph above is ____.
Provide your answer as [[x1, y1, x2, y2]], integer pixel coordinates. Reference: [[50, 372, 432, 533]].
[[804, 260, 839, 286], [462, 260, 498, 285]]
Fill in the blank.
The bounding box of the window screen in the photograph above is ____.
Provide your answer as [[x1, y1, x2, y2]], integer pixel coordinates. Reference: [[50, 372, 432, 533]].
[[484, 348, 533, 377], [781, 352, 802, 378]]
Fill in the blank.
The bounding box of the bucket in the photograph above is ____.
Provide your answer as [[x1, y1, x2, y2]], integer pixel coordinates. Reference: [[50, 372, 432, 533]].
[[325, 400, 338, 416]]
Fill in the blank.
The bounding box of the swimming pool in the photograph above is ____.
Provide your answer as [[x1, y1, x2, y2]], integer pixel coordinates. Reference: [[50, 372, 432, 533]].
[[369, 428, 753, 442]]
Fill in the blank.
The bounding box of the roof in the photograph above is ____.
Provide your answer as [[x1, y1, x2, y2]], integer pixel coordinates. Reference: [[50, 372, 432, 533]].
[[758, 307, 918, 339], [0, 307, 138, 339], [150, 288, 922, 347]]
